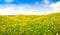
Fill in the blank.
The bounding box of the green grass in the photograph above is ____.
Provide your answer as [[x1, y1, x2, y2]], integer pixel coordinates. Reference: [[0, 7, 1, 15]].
[[0, 13, 60, 35]]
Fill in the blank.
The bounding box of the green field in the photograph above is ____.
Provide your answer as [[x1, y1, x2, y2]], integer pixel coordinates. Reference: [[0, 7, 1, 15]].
[[0, 13, 60, 35]]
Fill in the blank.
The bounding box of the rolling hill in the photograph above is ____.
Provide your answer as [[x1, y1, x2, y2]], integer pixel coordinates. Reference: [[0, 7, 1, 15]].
[[0, 13, 60, 35]]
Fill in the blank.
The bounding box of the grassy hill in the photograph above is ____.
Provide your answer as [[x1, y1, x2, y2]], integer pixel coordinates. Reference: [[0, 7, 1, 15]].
[[0, 13, 60, 35]]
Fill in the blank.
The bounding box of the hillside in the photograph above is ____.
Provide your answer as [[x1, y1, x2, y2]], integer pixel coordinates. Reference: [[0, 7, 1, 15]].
[[0, 13, 60, 35]]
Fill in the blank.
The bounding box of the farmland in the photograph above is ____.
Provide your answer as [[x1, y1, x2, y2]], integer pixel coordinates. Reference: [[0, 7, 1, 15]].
[[0, 13, 60, 35]]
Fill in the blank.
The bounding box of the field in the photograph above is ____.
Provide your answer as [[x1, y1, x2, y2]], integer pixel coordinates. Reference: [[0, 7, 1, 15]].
[[0, 13, 60, 35]]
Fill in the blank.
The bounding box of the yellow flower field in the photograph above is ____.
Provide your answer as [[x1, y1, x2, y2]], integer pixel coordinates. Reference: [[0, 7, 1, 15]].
[[0, 13, 60, 35]]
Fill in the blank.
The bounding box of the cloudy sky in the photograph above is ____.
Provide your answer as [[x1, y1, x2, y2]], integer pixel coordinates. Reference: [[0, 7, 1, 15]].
[[0, 0, 60, 15]]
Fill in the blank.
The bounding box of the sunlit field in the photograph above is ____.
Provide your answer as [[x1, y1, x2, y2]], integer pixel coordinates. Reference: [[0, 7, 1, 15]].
[[0, 13, 60, 35]]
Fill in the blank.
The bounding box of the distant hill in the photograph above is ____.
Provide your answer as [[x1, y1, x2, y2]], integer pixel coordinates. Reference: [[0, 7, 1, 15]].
[[0, 13, 60, 35]]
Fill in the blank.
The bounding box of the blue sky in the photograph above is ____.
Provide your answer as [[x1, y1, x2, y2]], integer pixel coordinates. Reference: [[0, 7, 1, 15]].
[[0, 0, 60, 15], [0, 0, 60, 4]]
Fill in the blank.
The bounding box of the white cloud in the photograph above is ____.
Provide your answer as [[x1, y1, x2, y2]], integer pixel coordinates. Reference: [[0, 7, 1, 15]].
[[0, 4, 38, 15], [5, 0, 14, 2], [0, 1, 60, 15], [0, 4, 55, 15], [43, 0, 50, 4], [35, 2, 40, 6], [0, 4, 53, 15], [50, 1, 60, 12]]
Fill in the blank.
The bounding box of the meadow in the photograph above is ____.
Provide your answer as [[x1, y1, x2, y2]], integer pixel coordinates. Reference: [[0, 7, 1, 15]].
[[0, 13, 60, 35]]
